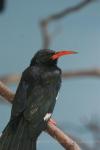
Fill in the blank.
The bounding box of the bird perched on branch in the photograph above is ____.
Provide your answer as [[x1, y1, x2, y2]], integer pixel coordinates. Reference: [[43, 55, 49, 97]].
[[0, 49, 76, 150]]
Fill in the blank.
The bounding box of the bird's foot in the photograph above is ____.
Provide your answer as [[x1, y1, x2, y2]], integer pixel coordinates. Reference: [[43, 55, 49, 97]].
[[48, 118, 56, 126], [43, 113, 56, 127]]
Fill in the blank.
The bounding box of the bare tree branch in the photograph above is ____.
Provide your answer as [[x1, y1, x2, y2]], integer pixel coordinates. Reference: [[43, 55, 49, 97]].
[[40, 0, 97, 48], [0, 0, 5, 13], [47, 122, 81, 150], [1, 68, 100, 85], [0, 81, 14, 102], [0, 74, 21, 85], [0, 81, 81, 150], [83, 117, 100, 150], [0, 1, 98, 149], [62, 69, 100, 79]]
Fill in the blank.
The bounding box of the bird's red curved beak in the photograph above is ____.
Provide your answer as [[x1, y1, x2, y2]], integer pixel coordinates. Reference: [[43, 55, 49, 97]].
[[51, 50, 77, 60]]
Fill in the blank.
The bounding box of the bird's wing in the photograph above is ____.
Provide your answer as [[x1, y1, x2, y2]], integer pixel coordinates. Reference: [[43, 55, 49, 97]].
[[11, 79, 28, 120], [23, 68, 61, 124], [10, 66, 38, 120], [23, 84, 56, 123], [11, 66, 60, 132]]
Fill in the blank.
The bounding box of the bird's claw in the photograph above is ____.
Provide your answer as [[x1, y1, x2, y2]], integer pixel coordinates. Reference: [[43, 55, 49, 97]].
[[48, 118, 56, 126]]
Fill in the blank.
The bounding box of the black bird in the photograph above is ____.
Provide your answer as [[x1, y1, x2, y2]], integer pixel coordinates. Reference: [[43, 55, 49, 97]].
[[0, 49, 76, 150]]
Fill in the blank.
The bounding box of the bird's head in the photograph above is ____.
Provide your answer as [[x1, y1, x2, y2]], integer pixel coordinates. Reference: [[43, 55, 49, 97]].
[[30, 49, 77, 66]]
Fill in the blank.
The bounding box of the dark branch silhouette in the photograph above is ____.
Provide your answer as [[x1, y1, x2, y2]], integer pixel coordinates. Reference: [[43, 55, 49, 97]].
[[40, 0, 97, 48], [1, 68, 100, 85], [0, 0, 5, 13]]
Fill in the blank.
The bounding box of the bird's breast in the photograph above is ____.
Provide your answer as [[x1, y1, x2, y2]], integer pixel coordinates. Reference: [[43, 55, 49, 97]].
[[40, 69, 61, 98]]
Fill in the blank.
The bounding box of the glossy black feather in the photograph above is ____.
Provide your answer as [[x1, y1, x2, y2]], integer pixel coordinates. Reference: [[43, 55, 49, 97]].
[[0, 49, 61, 150]]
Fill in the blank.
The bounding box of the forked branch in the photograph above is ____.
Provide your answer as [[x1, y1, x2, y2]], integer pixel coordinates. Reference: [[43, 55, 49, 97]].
[[40, 0, 97, 48]]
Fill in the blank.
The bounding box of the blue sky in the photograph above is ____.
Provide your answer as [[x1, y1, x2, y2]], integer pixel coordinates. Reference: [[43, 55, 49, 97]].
[[0, 0, 100, 149], [0, 0, 100, 73]]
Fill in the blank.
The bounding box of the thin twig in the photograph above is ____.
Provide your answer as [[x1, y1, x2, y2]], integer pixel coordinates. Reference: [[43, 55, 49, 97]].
[[40, 0, 96, 48], [62, 69, 100, 79], [0, 74, 21, 85], [0, 81, 14, 102], [0, 81, 81, 150], [1, 68, 100, 85]]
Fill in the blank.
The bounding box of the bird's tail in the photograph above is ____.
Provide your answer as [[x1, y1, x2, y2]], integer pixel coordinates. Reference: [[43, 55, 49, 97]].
[[0, 118, 36, 150]]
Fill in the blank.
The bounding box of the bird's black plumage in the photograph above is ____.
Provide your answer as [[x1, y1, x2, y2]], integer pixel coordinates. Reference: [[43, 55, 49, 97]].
[[0, 49, 61, 150]]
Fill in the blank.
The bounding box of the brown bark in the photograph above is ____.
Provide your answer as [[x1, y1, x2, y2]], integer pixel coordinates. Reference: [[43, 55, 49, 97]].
[[1, 68, 100, 85], [0, 81, 81, 150]]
